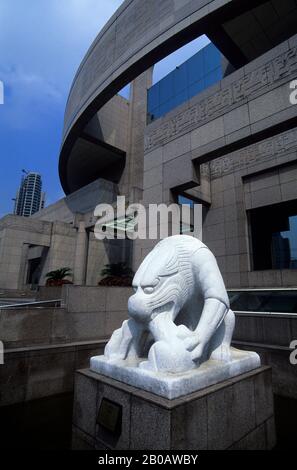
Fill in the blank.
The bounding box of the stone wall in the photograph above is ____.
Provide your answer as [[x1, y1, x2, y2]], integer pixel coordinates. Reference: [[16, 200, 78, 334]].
[[0, 286, 131, 349], [145, 35, 297, 154], [0, 216, 52, 290], [0, 341, 105, 407], [233, 312, 297, 400], [138, 35, 297, 288], [0, 286, 131, 406], [203, 138, 297, 288], [86, 95, 130, 153]]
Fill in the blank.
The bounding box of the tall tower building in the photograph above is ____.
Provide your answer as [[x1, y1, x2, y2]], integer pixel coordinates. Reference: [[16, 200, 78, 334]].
[[14, 172, 45, 217]]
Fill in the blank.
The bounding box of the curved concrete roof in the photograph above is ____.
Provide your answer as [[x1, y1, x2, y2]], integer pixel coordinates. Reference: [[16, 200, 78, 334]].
[[60, 0, 262, 194]]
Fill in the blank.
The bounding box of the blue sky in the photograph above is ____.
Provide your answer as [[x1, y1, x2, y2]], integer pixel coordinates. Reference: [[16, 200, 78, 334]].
[[0, 0, 208, 217]]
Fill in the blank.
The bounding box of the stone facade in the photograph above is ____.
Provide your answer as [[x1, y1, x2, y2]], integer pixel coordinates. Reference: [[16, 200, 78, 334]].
[[0, 285, 131, 406], [72, 366, 275, 450], [138, 36, 297, 289], [3, 17, 297, 294]]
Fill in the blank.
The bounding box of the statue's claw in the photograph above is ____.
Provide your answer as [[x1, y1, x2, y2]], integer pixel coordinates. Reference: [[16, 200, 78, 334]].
[[140, 340, 195, 373], [190, 343, 205, 362], [183, 334, 200, 351], [176, 324, 192, 339]]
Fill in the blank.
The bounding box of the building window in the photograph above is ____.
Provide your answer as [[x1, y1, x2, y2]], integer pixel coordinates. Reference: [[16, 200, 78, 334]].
[[147, 43, 223, 123], [177, 194, 208, 235], [178, 195, 195, 234], [249, 200, 297, 270]]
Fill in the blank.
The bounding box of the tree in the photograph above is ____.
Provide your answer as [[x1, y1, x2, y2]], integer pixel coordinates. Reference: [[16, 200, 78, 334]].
[[99, 263, 134, 287], [45, 267, 72, 286], [100, 263, 133, 278]]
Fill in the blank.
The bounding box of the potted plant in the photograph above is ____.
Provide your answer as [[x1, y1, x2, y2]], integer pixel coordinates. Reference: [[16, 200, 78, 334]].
[[45, 267, 73, 287], [98, 263, 134, 287]]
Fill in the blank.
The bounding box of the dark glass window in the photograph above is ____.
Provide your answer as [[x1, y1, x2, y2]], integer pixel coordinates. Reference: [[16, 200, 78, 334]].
[[147, 83, 160, 113], [178, 195, 194, 234], [204, 67, 222, 88], [188, 80, 205, 100], [177, 195, 208, 234], [188, 52, 204, 83], [174, 63, 187, 94], [159, 100, 174, 117], [173, 90, 188, 109], [203, 43, 221, 73], [159, 73, 174, 103], [249, 200, 297, 270], [178, 195, 195, 208], [228, 290, 297, 314], [147, 43, 223, 123]]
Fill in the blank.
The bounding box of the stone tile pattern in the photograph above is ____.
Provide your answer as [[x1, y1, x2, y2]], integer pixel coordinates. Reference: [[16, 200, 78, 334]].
[[140, 38, 297, 288], [72, 366, 275, 450]]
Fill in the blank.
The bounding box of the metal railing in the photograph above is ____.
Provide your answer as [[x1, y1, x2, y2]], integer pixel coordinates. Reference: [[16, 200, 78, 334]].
[[0, 299, 62, 310], [234, 310, 297, 318], [228, 287, 297, 292]]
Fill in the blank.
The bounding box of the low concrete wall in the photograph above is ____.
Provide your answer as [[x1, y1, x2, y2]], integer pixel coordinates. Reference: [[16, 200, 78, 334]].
[[61, 285, 132, 313], [36, 286, 63, 301], [0, 341, 106, 407], [1, 287, 296, 407], [0, 286, 131, 349], [0, 286, 131, 406], [233, 313, 297, 400]]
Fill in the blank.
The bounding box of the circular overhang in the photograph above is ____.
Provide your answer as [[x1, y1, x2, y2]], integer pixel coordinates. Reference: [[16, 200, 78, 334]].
[[59, 0, 273, 194]]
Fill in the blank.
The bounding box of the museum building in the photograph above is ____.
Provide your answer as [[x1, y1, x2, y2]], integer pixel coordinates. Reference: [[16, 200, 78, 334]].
[[1, 0, 297, 293], [1, 0, 297, 450]]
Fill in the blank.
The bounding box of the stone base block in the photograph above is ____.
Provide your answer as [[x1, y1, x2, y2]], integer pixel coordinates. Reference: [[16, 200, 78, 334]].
[[72, 366, 276, 450], [90, 348, 260, 399]]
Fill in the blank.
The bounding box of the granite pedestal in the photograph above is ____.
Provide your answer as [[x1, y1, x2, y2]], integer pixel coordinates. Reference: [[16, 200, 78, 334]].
[[72, 366, 275, 450]]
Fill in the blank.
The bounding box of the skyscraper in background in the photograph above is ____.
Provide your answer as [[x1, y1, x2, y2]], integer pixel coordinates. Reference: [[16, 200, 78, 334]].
[[13, 172, 45, 217]]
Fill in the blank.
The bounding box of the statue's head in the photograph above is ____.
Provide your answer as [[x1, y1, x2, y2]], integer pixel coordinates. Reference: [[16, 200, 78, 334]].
[[128, 236, 194, 323]]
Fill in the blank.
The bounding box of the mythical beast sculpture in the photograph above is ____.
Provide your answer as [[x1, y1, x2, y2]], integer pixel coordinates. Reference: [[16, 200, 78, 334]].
[[103, 235, 236, 373], [91, 235, 260, 398]]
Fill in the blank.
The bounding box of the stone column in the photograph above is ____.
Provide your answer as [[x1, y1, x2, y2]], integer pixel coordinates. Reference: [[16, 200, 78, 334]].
[[17, 243, 30, 289], [123, 67, 153, 203], [125, 68, 153, 271], [73, 222, 88, 286]]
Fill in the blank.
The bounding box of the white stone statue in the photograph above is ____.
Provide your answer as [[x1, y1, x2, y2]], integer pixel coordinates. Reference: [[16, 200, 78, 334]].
[[91, 236, 260, 399]]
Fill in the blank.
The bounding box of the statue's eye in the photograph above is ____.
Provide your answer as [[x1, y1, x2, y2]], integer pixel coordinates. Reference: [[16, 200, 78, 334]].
[[143, 286, 155, 294], [132, 286, 137, 293]]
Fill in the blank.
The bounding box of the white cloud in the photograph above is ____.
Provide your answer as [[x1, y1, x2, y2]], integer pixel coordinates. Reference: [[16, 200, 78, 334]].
[[0, 1, 124, 131], [1, 66, 62, 100], [0, 1, 124, 92], [0, 65, 63, 130]]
